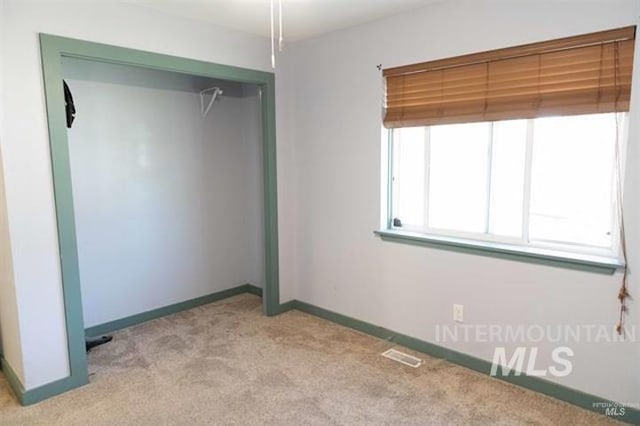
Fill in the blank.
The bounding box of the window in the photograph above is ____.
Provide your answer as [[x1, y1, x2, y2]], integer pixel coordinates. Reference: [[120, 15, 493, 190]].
[[380, 27, 635, 265], [388, 113, 625, 257]]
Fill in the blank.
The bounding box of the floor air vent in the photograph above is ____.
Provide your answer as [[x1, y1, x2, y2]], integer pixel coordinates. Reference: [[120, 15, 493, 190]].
[[381, 348, 423, 368]]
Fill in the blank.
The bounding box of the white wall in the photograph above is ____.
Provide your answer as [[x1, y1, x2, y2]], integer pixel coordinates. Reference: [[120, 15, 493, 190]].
[[0, 0, 274, 390], [0, 139, 23, 381], [0, 0, 26, 385], [64, 62, 263, 328], [281, 0, 640, 404]]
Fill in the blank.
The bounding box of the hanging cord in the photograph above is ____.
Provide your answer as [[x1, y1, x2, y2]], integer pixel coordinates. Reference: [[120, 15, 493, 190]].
[[269, 0, 283, 67], [482, 61, 489, 119], [278, 0, 283, 52], [613, 40, 630, 336], [615, 112, 629, 336], [270, 0, 275, 68]]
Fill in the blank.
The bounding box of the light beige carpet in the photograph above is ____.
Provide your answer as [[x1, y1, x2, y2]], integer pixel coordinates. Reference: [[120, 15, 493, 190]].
[[0, 293, 617, 425]]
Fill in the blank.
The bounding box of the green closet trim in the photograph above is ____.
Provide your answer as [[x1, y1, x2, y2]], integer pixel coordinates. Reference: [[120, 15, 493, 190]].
[[85, 284, 262, 337], [245, 284, 264, 297], [375, 229, 622, 274], [1, 358, 88, 406], [280, 300, 639, 424], [38, 33, 280, 404]]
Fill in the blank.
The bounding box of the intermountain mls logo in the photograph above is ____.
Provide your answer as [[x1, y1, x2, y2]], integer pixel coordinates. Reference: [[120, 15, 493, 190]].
[[435, 324, 639, 417], [435, 324, 636, 375], [490, 346, 573, 377]]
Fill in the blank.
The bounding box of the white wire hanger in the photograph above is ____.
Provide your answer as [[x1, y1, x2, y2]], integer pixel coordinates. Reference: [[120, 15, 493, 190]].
[[200, 87, 223, 117]]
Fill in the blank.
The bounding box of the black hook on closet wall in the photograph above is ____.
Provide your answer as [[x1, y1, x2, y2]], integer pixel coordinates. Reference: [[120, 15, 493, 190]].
[[63, 80, 76, 128]]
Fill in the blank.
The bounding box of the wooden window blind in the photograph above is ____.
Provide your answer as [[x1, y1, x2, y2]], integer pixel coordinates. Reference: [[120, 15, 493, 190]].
[[383, 26, 636, 128]]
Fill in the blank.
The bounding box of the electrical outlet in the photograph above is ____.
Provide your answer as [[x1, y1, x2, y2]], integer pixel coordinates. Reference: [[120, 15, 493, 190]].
[[453, 304, 464, 322]]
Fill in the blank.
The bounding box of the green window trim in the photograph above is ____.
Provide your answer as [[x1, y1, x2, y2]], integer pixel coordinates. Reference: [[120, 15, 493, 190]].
[[374, 229, 623, 274]]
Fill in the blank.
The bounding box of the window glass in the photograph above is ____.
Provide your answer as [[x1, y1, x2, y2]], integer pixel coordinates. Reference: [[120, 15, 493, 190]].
[[428, 122, 491, 233], [529, 114, 617, 248], [392, 127, 426, 228], [488, 120, 527, 238], [388, 113, 620, 256]]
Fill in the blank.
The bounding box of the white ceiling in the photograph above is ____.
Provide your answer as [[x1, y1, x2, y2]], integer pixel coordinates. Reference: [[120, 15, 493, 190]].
[[126, 0, 436, 41]]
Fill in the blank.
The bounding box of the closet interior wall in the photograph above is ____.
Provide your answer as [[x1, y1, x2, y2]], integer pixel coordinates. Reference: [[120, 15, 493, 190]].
[[62, 58, 265, 328]]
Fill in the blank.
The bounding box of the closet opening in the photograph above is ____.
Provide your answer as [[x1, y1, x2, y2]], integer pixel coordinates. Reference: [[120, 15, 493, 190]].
[[40, 34, 279, 392]]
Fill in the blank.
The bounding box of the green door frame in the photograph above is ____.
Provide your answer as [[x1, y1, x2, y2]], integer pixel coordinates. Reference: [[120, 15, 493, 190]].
[[39, 34, 280, 396]]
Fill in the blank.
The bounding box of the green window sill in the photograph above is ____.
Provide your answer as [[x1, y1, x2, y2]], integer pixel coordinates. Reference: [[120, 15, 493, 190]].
[[374, 229, 623, 275]]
